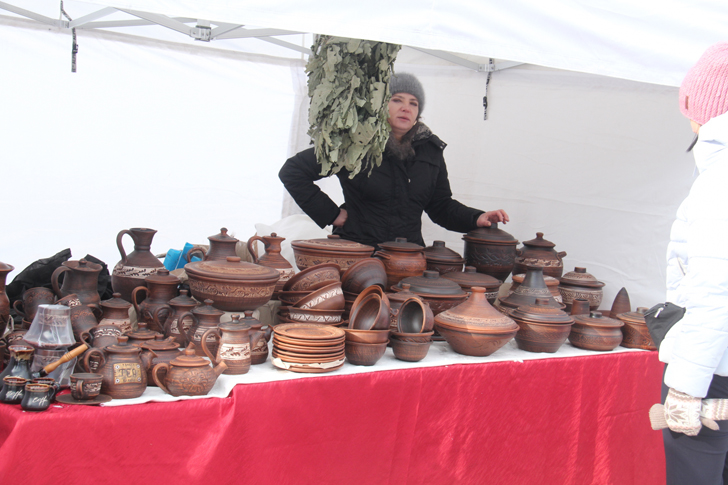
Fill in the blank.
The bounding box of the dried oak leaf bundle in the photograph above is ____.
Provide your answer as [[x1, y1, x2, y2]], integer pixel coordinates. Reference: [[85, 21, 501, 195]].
[[306, 36, 401, 178]]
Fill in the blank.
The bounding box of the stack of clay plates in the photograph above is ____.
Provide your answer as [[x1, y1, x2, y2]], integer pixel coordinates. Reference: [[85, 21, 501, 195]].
[[271, 323, 346, 373]]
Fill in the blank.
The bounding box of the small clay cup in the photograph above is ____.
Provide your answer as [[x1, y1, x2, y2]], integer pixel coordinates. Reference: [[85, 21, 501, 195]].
[[70, 373, 103, 401], [344, 340, 388, 366]]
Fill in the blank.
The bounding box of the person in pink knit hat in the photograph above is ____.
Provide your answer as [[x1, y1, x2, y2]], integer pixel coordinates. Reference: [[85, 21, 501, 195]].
[[659, 41, 728, 484]]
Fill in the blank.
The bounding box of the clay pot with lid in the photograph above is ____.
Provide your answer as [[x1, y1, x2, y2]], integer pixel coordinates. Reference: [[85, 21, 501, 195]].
[[82, 336, 148, 399], [51, 259, 102, 307], [511, 298, 574, 353], [391, 270, 468, 316], [112, 228, 165, 303], [511, 273, 562, 303], [153, 289, 199, 347], [375, 238, 427, 289], [185, 256, 279, 312], [498, 266, 563, 316], [558, 267, 605, 312], [152, 342, 228, 397], [0, 262, 14, 334], [139, 335, 183, 386], [291, 235, 374, 271], [569, 311, 624, 351], [98, 292, 133, 334], [186, 227, 239, 262], [424, 241, 465, 275], [513, 232, 567, 279], [247, 233, 295, 299], [131, 269, 179, 333], [202, 315, 266, 375], [443, 266, 501, 304], [434, 287, 518, 356], [179, 299, 224, 356], [125, 320, 162, 347], [616, 307, 656, 350], [462, 223, 519, 282]]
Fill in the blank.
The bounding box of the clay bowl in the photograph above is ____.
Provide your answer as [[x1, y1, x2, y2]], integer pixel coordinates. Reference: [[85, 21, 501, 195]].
[[390, 338, 432, 362], [343, 328, 390, 344], [282, 263, 341, 292], [390, 330, 434, 344], [278, 290, 309, 305], [344, 340, 388, 366], [293, 282, 345, 311], [396, 297, 434, 333], [340, 258, 387, 294], [514, 321, 573, 353], [569, 322, 623, 351], [349, 294, 390, 331], [282, 306, 344, 325], [434, 323, 516, 357]]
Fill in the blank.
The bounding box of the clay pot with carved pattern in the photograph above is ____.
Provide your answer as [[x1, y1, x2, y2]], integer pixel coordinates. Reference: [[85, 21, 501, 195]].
[[513, 232, 567, 279], [179, 300, 224, 356], [290, 235, 374, 272], [558, 267, 605, 312], [152, 343, 227, 397], [82, 336, 148, 399], [98, 293, 133, 334], [462, 223, 519, 282], [375, 238, 427, 289]]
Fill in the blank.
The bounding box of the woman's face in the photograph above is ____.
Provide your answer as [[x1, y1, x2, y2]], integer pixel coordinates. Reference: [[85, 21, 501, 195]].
[[387, 93, 420, 140]]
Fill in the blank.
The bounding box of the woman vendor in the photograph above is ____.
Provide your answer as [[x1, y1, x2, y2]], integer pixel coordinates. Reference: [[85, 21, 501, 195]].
[[279, 72, 509, 248]]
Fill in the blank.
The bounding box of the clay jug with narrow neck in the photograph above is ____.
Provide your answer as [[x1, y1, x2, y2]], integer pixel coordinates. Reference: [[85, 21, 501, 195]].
[[112, 228, 165, 303]]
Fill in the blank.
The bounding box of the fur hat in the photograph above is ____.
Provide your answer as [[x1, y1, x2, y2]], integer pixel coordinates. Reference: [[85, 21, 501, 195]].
[[679, 42, 728, 125], [389, 73, 425, 114]]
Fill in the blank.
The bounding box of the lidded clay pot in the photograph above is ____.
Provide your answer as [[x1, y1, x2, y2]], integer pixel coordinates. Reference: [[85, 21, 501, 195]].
[[98, 292, 133, 334], [139, 335, 183, 386], [152, 343, 227, 397], [423, 241, 465, 275], [184, 256, 279, 312], [290, 235, 374, 271], [558, 267, 605, 312], [239, 311, 271, 365], [511, 298, 574, 353], [154, 289, 199, 347], [513, 232, 567, 279], [392, 270, 467, 316], [187, 227, 240, 262], [443, 266, 501, 304], [569, 311, 624, 351], [374, 238, 427, 289], [615, 307, 656, 350], [131, 269, 179, 333], [179, 299, 225, 356], [83, 336, 147, 399], [511, 273, 562, 303], [51, 259, 102, 307], [498, 266, 562, 315], [125, 320, 162, 347], [112, 228, 165, 303], [462, 223, 518, 282]]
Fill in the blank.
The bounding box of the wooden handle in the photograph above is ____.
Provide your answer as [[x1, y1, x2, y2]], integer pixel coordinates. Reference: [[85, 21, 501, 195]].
[[43, 343, 89, 374]]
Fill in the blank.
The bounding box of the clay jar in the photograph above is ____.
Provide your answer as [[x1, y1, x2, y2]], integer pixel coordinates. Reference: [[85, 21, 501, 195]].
[[423, 241, 465, 275], [98, 293, 133, 334], [615, 307, 656, 350], [511, 298, 574, 353], [13, 287, 55, 325], [202, 316, 265, 375], [569, 311, 624, 351], [375, 238, 427, 290], [179, 300, 224, 356], [247, 232, 295, 299], [56, 294, 101, 342], [558, 267, 605, 312], [154, 289, 199, 347], [83, 336, 147, 399], [51, 259, 102, 307], [131, 269, 179, 333], [139, 335, 182, 386], [153, 343, 228, 397], [112, 228, 165, 303], [513, 232, 567, 279], [186, 227, 240, 262], [0, 262, 13, 333], [462, 223, 519, 282]]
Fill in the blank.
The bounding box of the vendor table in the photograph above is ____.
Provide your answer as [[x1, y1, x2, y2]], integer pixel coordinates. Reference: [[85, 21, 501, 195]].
[[0, 346, 664, 484]]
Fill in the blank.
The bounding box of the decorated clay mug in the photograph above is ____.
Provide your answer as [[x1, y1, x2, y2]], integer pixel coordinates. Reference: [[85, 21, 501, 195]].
[[70, 373, 103, 401]]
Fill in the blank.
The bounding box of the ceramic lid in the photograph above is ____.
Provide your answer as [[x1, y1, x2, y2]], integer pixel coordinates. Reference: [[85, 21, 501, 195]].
[[140, 335, 180, 351], [434, 287, 518, 332], [290, 235, 374, 253], [0, 262, 14, 273], [145, 268, 180, 285], [63, 258, 102, 273], [239, 310, 263, 328], [511, 298, 574, 325], [424, 241, 465, 263], [126, 321, 161, 341], [442, 266, 500, 290], [219, 313, 252, 332], [560, 267, 605, 288], [208, 227, 239, 244], [512, 273, 560, 287], [106, 336, 142, 354], [521, 232, 556, 249], [168, 289, 198, 307], [192, 299, 225, 317], [379, 237, 425, 252], [185, 256, 279, 282], [615, 307, 648, 325], [169, 344, 212, 367], [396, 271, 466, 296], [573, 311, 624, 327], [462, 223, 518, 245], [100, 293, 132, 310]]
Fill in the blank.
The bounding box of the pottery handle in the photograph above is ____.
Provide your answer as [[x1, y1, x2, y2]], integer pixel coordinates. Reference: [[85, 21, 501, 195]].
[[515, 248, 523, 257], [177, 311, 197, 348], [185, 247, 206, 263], [152, 362, 171, 394], [12, 300, 25, 319], [558, 251, 567, 258], [201, 328, 221, 365], [116, 229, 132, 265], [152, 305, 172, 336], [50, 266, 69, 298], [246, 236, 265, 264], [130, 286, 147, 314], [80, 330, 94, 348], [82, 348, 105, 373], [250, 329, 265, 350]]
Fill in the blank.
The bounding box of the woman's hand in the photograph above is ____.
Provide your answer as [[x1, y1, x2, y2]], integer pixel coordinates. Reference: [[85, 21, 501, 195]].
[[477, 210, 509, 227], [332, 209, 348, 227]]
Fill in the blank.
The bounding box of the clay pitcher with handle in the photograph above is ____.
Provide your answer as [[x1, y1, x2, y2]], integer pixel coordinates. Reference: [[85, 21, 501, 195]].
[[131, 269, 179, 333], [201, 314, 264, 375], [51, 259, 102, 307], [247, 233, 294, 299], [178, 300, 224, 356], [186, 227, 239, 262], [112, 228, 165, 303]]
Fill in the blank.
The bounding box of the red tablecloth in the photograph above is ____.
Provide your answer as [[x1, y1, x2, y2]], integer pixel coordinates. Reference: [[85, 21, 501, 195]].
[[0, 351, 664, 484]]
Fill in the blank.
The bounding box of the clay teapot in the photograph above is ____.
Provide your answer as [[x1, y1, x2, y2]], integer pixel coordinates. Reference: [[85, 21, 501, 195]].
[[82, 336, 150, 399], [51, 259, 102, 307], [112, 228, 165, 303], [153, 289, 199, 347], [178, 300, 225, 356], [202, 314, 266, 375], [98, 292, 133, 334], [153, 343, 228, 397], [375, 238, 427, 289], [513, 232, 567, 279], [186, 227, 239, 262], [139, 335, 183, 386], [131, 269, 179, 333], [247, 233, 295, 299]]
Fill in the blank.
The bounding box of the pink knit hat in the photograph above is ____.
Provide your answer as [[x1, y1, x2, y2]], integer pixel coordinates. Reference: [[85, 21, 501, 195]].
[[679, 42, 728, 125]]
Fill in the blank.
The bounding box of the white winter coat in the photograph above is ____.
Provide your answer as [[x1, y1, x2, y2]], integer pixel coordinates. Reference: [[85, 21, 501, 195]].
[[660, 111, 728, 398]]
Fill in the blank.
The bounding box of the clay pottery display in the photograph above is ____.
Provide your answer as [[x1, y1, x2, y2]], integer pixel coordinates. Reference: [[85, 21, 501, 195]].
[[56, 294, 101, 341], [0, 262, 13, 334], [390, 337, 432, 362], [423, 240, 465, 275], [21, 382, 53, 411], [187, 227, 240, 262], [343, 328, 390, 344], [569, 311, 624, 351], [185, 256, 279, 312], [434, 287, 519, 357], [290, 235, 374, 271], [511, 298, 574, 353], [51, 259, 102, 306], [139, 335, 183, 386], [293, 282, 345, 311], [112, 228, 165, 303], [392, 270, 468, 316], [559, 267, 605, 312], [131, 269, 179, 333], [12, 287, 55, 324], [154, 289, 199, 347], [344, 340, 388, 366], [283, 263, 341, 292], [511, 273, 562, 303], [98, 293, 133, 334], [396, 297, 435, 333], [498, 266, 562, 316], [616, 307, 656, 350], [202, 316, 265, 375], [513, 232, 567, 279], [153, 343, 228, 397], [247, 232, 295, 299], [340, 258, 387, 294], [82, 336, 147, 399], [462, 223, 519, 282], [609, 287, 631, 319], [178, 299, 224, 356], [442, 266, 501, 304], [374, 238, 427, 289], [241, 312, 271, 365], [81, 324, 123, 351], [349, 293, 389, 330], [0, 376, 28, 404], [125, 320, 162, 347], [570, 298, 591, 316]]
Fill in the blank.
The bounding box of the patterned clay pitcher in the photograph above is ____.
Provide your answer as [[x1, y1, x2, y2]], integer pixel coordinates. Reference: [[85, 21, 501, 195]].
[[247, 233, 294, 299], [112, 228, 165, 303]]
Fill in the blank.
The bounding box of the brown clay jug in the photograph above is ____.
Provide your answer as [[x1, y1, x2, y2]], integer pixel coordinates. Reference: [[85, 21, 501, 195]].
[[153, 289, 199, 347], [83, 336, 149, 399], [98, 292, 133, 334], [186, 227, 239, 262], [247, 233, 295, 299], [152, 343, 227, 397], [179, 300, 224, 356], [131, 269, 179, 333], [202, 314, 264, 375], [0, 262, 14, 334], [51, 259, 102, 307], [112, 228, 165, 303], [241, 311, 271, 365]]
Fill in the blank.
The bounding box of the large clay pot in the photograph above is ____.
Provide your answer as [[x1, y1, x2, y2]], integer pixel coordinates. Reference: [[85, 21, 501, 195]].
[[423, 241, 465, 275], [82, 336, 148, 399], [513, 232, 567, 279], [98, 293, 133, 334], [131, 269, 179, 333], [179, 300, 224, 356], [0, 262, 14, 333], [112, 228, 165, 303], [375, 238, 427, 290], [558, 267, 605, 312], [511, 298, 574, 353], [462, 223, 519, 282], [290, 235, 374, 271], [51, 259, 102, 307], [247, 233, 295, 299], [202, 316, 265, 375], [153, 343, 228, 397], [569, 311, 624, 351], [153, 289, 199, 347], [186, 227, 239, 262]]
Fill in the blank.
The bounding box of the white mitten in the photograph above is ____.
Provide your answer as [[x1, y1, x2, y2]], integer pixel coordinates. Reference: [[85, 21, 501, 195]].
[[664, 388, 703, 436]]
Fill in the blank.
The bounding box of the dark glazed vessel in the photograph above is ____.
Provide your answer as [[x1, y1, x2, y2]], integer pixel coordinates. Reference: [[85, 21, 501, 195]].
[[462, 223, 519, 282], [112, 228, 165, 303]]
